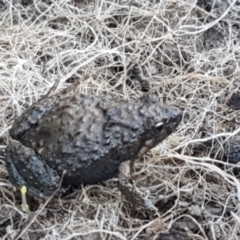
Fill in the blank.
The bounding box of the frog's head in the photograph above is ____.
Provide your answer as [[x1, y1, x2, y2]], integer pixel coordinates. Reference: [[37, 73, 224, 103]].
[[138, 94, 182, 146], [105, 94, 182, 150]]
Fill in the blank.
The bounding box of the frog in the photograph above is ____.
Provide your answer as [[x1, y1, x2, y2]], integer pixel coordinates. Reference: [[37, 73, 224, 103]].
[[5, 76, 182, 209]]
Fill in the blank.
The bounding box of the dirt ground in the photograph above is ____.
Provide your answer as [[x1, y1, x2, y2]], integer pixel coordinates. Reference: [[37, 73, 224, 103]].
[[0, 0, 240, 239]]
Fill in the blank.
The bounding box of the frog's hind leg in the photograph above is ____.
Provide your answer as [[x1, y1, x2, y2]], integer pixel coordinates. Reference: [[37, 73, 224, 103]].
[[118, 160, 158, 212], [5, 141, 61, 199]]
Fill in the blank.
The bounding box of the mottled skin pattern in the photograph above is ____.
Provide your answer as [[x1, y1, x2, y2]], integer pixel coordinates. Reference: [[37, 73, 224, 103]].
[[5, 82, 182, 200]]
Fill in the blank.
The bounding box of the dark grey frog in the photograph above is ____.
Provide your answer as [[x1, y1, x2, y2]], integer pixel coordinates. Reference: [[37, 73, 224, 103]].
[[5, 79, 182, 208]]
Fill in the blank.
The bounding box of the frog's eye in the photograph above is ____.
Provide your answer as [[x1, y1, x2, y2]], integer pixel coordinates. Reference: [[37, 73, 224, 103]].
[[155, 121, 164, 132]]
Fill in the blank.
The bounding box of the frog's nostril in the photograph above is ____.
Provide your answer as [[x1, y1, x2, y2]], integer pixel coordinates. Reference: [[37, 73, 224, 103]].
[[171, 107, 182, 120]]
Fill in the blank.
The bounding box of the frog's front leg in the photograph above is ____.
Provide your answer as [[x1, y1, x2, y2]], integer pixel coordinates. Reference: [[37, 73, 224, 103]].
[[118, 160, 158, 212]]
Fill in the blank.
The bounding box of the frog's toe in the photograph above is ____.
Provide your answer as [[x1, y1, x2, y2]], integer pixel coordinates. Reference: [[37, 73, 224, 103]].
[[118, 161, 158, 212]]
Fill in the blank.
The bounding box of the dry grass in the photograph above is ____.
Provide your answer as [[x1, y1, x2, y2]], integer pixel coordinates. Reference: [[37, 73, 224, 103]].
[[0, 0, 240, 239]]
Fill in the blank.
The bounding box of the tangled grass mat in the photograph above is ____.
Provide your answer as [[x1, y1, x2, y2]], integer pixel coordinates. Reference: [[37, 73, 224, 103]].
[[0, 0, 240, 239]]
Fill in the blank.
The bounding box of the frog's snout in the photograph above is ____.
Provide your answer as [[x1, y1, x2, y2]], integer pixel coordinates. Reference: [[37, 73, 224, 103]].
[[171, 106, 182, 124], [164, 106, 182, 132]]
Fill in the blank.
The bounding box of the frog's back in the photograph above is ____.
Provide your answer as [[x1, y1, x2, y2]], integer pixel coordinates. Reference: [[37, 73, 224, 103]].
[[19, 94, 109, 157]]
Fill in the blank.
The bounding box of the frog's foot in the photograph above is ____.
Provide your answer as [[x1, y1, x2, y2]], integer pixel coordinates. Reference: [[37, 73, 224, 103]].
[[118, 161, 158, 212]]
